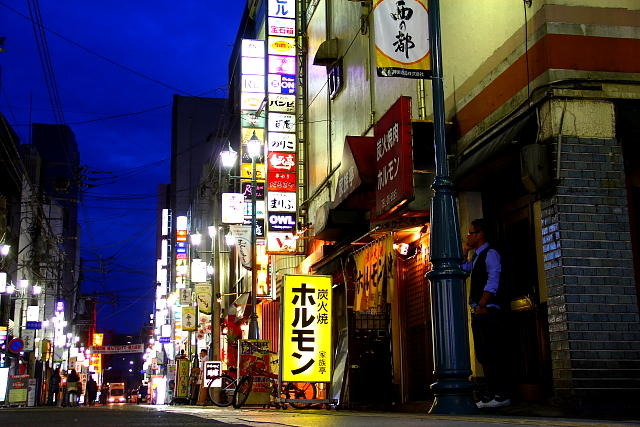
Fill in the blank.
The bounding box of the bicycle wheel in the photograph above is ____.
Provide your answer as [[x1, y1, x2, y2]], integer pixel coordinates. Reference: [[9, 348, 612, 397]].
[[233, 376, 253, 409], [208, 375, 236, 407], [287, 382, 317, 409]]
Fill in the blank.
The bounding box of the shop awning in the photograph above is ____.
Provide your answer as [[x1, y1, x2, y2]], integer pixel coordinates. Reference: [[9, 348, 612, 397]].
[[454, 113, 536, 189], [331, 135, 376, 210]]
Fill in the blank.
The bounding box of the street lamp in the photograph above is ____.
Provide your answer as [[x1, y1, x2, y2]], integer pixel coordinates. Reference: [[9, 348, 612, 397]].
[[426, 0, 477, 414], [220, 134, 261, 340], [0, 244, 10, 257]]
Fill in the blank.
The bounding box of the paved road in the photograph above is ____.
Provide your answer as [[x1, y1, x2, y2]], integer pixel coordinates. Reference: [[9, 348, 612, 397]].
[[0, 404, 243, 426], [0, 404, 638, 427]]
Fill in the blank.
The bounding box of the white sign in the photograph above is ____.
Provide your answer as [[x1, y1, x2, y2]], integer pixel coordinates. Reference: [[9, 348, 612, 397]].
[[242, 75, 265, 93], [269, 0, 295, 18], [268, 94, 295, 113], [241, 93, 265, 111], [222, 193, 245, 224], [373, 0, 431, 79], [268, 113, 296, 133], [26, 306, 40, 322], [267, 232, 297, 253], [191, 259, 207, 284], [267, 192, 297, 212], [176, 216, 188, 231], [22, 330, 35, 352], [242, 57, 265, 75], [268, 17, 295, 37], [242, 39, 265, 58], [268, 132, 296, 152]]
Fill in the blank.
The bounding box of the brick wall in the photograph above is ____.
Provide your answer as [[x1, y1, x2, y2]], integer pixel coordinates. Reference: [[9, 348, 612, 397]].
[[541, 136, 640, 407]]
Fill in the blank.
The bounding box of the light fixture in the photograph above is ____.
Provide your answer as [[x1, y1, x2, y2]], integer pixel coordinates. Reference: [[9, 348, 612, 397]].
[[208, 225, 216, 238], [191, 232, 202, 246], [207, 264, 214, 275], [225, 231, 236, 246], [246, 131, 262, 159], [32, 284, 42, 295], [0, 272, 6, 293], [220, 144, 238, 169], [19, 278, 28, 289], [0, 244, 10, 256], [6, 284, 15, 294]]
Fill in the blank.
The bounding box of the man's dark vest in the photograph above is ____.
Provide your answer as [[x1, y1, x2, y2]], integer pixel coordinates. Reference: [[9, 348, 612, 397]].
[[469, 246, 501, 307]]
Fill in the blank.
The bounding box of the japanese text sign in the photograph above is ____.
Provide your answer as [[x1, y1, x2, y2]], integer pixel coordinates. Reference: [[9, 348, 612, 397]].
[[281, 275, 332, 382], [374, 96, 414, 219], [374, 0, 431, 79]]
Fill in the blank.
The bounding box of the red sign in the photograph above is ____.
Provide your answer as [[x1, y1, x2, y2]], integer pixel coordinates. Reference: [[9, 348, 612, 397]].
[[373, 96, 414, 219], [267, 152, 296, 172], [268, 171, 296, 192]]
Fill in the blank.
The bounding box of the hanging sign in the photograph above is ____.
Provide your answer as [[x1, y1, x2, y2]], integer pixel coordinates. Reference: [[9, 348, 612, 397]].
[[179, 288, 191, 306], [222, 193, 246, 224], [195, 284, 212, 315], [374, 0, 431, 79], [182, 307, 197, 331], [373, 96, 414, 220], [90, 344, 144, 354], [281, 275, 332, 382]]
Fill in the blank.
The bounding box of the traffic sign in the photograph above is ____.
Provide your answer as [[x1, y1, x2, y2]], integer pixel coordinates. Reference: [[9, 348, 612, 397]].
[[8, 338, 24, 354]]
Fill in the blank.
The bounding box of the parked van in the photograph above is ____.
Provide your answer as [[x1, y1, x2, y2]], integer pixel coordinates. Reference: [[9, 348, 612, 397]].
[[108, 382, 126, 403]]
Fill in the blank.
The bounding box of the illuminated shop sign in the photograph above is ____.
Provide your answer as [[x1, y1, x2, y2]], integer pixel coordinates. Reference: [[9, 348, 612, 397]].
[[265, 0, 297, 254], [268, 74, 296, 94], [268, 113, 295, 133], [268, 132, 296, 152], [268, 17, 295, 37], [268, 55, 296, 75], [221, 193, 245, 224], [268, 213, 296, 232], [281, 275, 332, 382], [267, 172, 296, 192]]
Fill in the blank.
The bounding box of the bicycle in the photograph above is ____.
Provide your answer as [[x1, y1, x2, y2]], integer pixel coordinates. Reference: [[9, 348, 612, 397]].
[[233, 352, 283, 409], [283, 381, 317, 409], [206, 371, 237, 407], [232, 352, 318, 409]]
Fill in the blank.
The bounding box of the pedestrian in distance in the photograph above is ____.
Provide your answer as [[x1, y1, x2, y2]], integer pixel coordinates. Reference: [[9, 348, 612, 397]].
[[48, 367, 61, 406], [66, 369, 81, 407], [86, 375, 98, 406], [462, 218, 511, 409]]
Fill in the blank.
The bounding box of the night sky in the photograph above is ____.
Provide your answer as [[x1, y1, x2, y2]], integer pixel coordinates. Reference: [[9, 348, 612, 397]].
[[0, 1, 244, 333]]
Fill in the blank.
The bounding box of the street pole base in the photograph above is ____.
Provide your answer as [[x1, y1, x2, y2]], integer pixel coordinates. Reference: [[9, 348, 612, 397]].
[[428, 380, 478, 415], [429, 393, 479, 415]]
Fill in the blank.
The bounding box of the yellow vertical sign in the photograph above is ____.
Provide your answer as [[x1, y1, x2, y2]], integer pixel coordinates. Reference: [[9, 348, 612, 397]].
[[182, 307, 197, 331], [281, 275, 332, 382]]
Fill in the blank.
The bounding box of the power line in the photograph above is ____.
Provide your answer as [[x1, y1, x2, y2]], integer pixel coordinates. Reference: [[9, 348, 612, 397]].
[[0, 0, 196, 96]]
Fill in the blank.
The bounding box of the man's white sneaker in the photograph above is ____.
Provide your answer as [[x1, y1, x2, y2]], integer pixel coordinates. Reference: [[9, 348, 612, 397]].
[[476, 398, 511, 408]]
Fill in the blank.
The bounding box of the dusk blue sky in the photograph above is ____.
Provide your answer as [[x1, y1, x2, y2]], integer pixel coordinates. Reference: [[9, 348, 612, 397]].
[[0, 1, 245, 333]]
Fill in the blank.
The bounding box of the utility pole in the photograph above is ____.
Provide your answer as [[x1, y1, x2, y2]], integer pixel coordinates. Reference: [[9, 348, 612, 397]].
[[426, 0, 477, 415]]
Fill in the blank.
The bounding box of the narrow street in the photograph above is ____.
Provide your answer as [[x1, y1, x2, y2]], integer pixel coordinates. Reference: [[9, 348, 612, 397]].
[[0, 404, 637, 427]]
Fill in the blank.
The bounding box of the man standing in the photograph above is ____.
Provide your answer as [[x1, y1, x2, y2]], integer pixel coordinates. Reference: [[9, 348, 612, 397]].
[[462, 218, 511, 408]]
